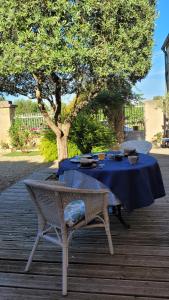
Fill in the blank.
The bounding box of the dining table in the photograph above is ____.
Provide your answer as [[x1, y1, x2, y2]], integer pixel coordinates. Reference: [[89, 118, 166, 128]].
[[57, 152, 165, 213]]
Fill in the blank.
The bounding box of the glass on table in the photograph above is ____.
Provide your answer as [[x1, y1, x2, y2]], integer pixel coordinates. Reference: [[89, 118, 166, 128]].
[[128, 155, 138, 165], [98, 153, 105, 160]]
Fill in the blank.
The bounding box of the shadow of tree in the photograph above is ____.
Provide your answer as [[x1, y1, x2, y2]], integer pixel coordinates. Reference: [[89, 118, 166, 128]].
[[0, 157, 54, 192]]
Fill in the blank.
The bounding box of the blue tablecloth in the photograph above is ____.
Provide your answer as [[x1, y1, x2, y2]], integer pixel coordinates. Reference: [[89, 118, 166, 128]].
[[57, 153, 165, 212]]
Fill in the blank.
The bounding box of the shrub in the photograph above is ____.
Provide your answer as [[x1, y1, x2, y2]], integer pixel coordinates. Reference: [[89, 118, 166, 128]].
[[70, 111, 116, 154], [39, 130, 58, 162], [39, 130, 81, 162], [39, 110, 116, 161], [9, 119, 33, 151], [0, 141, 9, 150], [152, 132, 163, 147], [68, 141, 81, 158]]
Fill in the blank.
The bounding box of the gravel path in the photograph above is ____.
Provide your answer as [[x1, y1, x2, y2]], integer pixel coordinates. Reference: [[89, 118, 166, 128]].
[[0, 153, 53, 192]]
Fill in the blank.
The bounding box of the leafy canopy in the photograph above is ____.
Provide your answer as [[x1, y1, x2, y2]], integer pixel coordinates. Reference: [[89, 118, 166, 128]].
[[0, 0, 156, 160], [0, 0, 156, 99]]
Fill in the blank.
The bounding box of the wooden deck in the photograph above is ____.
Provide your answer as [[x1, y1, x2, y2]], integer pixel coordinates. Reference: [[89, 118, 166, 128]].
[[0, 153, 169, 299]]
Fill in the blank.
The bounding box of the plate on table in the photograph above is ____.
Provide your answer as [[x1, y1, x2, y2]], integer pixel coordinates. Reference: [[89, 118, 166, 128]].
[[70, 158, 80, 163], [81, 154, 93, 159]]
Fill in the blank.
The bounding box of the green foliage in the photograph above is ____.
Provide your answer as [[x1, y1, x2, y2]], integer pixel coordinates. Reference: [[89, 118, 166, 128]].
[[0, 1, 156, 93], [0, 0, 156, 160], [39, 130, 81, 162], [68, 141, 81, 158], [87, 78, 141, 143], [152, 132, 163, 147], [91, 78, 135, 111], [39, 130, 58, 162], [70, 110, 116, 154], [0, 141, 9, 149], [9, 119, 33, 151], [157, 93, 169, 116], [14, 99, 39, 114], [92, 146, 110, 153], [124, 104, 144, 128]]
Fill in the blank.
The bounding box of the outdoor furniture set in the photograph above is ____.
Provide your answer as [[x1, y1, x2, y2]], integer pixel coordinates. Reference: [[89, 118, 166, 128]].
[[24, 140, 165, 296]]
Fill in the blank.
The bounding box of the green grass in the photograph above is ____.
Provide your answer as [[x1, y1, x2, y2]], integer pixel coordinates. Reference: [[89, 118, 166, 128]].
[[4, 150, 40, 157]]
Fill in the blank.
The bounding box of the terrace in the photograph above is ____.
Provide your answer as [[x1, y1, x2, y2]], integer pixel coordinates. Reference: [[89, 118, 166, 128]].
[[0, 151, 169, 299]]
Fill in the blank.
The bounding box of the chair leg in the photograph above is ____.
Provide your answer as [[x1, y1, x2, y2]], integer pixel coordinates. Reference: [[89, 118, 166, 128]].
[[66, 246, 69, 268], [24, 234, 40, 272], [62, 243, 68, 296], [104, 210, 114, 255]]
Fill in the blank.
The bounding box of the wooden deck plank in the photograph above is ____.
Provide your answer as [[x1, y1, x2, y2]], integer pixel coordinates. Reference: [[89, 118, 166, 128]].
[[0, 154, 169, 299], [1, 259, 169, 283], [1, 272, 169, 298], [0, 287, 153, 300]]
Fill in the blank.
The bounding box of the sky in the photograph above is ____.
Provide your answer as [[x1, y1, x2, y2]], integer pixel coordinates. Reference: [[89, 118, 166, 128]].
[[134, 0, 169, 100]]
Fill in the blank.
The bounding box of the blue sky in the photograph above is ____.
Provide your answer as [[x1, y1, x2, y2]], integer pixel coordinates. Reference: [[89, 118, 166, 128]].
[[134, 0, 169, 100]]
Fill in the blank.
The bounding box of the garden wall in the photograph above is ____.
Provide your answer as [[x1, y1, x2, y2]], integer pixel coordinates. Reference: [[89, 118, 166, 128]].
[[0, 100, 164, 147], [144, 100, 163, 142], [0, 101, 16, 146]]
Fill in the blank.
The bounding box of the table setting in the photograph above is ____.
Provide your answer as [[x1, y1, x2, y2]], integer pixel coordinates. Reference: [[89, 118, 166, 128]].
[[65, 149, 145, 171], [57, 150, 165, 212]]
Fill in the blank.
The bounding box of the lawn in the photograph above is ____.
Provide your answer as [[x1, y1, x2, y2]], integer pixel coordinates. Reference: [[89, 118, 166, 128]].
[[4, 151, 40, 157]]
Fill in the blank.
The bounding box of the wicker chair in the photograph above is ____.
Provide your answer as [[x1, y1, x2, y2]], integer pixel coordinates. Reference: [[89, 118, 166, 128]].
[[24, 179, 114, 296], [59, 170, 120, 206], [120, 140, 152, 154]]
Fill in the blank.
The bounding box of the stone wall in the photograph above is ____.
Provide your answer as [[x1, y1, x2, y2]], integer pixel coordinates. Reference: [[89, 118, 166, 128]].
[[0, 101, 16, 146], [144, 100, 163, 142]]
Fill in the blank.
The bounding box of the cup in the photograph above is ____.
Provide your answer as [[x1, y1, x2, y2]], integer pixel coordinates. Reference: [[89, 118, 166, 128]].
[[98, 153, 105, 160], [128, 155, 138, 165]]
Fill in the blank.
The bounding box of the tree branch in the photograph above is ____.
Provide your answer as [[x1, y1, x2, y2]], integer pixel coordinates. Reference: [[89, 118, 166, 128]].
[[33, 73, 61, 137], [50, 72, 62, 124]]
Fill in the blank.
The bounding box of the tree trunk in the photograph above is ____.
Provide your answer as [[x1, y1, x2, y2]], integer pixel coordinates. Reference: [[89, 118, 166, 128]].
[[107, 106, 125, 144], [57, 134, 68, 162], [114, 107, 125, 144]]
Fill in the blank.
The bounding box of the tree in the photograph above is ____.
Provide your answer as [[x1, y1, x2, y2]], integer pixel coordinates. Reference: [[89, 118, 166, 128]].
[[14, 99, 39, 114], [0, 96, 5, 101], [0, 0, 156, 161], [88, 77, 139, 143]]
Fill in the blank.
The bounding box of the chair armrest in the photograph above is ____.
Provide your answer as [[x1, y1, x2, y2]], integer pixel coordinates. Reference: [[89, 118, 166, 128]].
[[25, 180, 108, 194], [46, 180, 66, 186], [24, 179, 65, 187]]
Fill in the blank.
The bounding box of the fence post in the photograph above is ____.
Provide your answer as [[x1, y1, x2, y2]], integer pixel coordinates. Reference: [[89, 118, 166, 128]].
[[0, 101, 17, 146]]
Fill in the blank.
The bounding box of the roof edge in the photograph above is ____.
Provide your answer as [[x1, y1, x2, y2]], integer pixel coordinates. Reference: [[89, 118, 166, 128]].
[[161, 34, 169, 51]]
